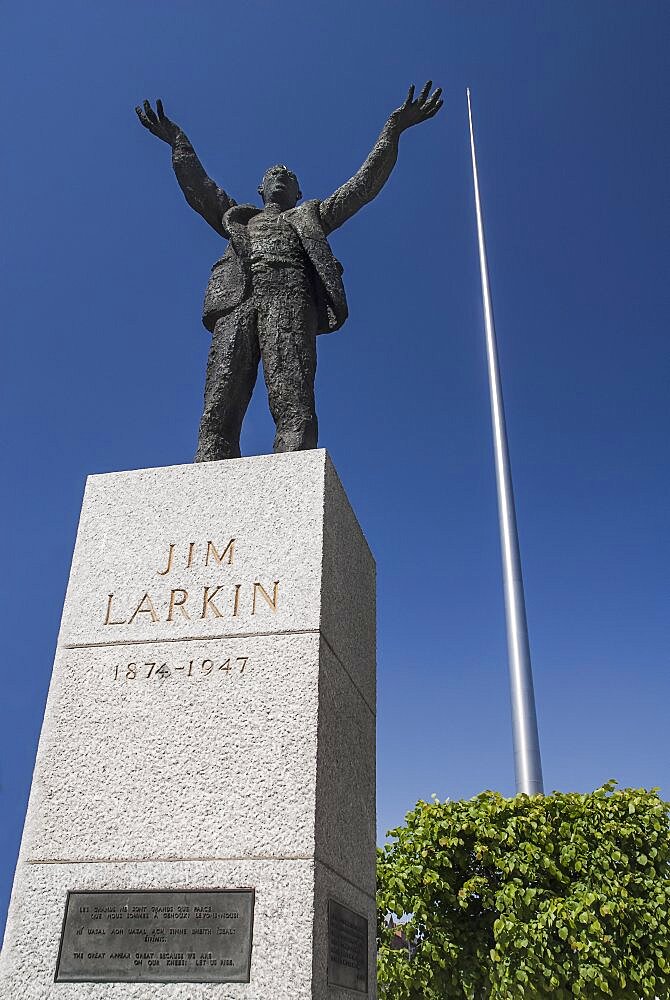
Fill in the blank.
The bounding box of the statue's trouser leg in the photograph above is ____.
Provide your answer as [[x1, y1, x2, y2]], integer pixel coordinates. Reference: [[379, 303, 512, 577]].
[[194, 302, 260, 462], [255, 272, 319, 454]]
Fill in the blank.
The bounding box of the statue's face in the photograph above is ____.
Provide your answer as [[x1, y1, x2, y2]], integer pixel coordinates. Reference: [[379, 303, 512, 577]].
[[259, 165, 301, 209]]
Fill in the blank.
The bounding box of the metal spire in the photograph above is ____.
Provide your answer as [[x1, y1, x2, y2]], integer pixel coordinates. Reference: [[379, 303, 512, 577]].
[[466, 88, 544, 795]]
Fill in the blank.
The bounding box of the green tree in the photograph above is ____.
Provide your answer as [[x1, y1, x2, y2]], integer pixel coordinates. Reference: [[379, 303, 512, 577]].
[[377, 782, 670, 999]]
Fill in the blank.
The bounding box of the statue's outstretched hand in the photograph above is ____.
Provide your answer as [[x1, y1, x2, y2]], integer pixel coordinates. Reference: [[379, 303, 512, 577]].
[[135, 99, 180, 145], [391, 82, 443, 132]]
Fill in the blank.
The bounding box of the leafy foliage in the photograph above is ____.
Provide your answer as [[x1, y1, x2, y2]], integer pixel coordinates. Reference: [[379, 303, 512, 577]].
[[377, 782, 670, 999]]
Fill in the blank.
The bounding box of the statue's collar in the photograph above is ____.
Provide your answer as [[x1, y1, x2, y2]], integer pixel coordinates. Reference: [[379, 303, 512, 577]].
[[222, 203, 262, 235]]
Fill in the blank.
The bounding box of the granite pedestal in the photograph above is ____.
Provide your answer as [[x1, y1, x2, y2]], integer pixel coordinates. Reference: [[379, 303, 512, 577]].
[[0, 450, 376, 999]]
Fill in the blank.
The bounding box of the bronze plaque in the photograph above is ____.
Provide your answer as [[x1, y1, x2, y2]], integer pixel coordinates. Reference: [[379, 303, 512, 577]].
[[328, 899, 368, 993], [55, 889, 254, 983]]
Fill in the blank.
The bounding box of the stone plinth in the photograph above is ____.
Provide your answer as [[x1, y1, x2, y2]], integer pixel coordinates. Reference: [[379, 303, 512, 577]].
[[0, 450, 376, 1000]]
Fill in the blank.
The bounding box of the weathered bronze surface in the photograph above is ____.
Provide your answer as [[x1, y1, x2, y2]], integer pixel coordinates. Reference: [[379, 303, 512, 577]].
[[135, 84, 443, 461], [55, 889, 254, 983], [328, 898, 368, 993]]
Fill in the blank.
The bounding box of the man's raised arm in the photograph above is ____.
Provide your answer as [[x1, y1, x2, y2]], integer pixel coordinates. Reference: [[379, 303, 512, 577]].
[[319, 82, 443, 236], [136, 100, 235, 238]]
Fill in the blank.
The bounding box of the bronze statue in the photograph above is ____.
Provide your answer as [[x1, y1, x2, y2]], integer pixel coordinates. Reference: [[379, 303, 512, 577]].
[[136, 83, 443, 461]]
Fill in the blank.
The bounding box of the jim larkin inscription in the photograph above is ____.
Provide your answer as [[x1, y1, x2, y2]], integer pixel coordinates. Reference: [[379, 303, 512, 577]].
[[136, 82, 443, 460], [55, 890, 254, 984], [103, 538, 280, 627]]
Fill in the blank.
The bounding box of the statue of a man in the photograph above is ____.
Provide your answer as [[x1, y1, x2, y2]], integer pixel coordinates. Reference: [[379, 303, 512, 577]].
[[136, 83, 443, 461]]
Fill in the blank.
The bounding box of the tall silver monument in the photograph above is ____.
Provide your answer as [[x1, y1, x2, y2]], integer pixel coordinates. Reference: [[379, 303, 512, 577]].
[[467, 89, 544, 796]]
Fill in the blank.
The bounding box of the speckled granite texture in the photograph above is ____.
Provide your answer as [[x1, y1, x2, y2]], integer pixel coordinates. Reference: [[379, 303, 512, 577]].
[[0, 451, 376, 999]]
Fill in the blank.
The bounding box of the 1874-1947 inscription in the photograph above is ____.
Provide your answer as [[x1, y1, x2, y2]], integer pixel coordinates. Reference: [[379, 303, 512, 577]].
[[55, 890, 254, 983]]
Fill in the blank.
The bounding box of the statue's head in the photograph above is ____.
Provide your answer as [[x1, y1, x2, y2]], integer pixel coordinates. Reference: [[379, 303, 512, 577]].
[[259, 164, 302, 209]]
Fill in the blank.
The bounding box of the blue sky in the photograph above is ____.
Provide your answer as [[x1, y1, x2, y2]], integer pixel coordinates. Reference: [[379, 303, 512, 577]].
[[1, 1, 668, 940]]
